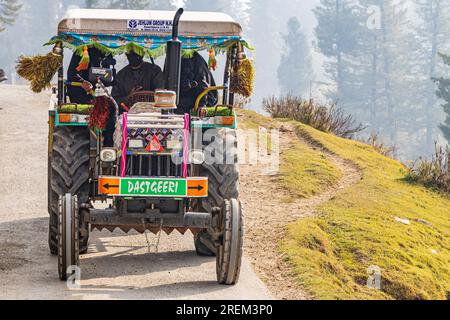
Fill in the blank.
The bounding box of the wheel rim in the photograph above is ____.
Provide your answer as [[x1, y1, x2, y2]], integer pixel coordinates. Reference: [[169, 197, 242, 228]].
[[227, 199, 241, 284], [217, 199, 243, 285], [65, 194, 72, 270], [58, 194, 79, 281]]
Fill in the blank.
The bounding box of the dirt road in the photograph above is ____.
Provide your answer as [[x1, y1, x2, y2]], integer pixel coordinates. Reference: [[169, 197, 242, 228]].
[[0, 85, 272, 300]]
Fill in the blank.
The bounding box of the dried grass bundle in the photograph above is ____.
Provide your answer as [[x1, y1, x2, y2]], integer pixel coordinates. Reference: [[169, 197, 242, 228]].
[[231, 58, 255, 98], [16, 51, 62, 93]]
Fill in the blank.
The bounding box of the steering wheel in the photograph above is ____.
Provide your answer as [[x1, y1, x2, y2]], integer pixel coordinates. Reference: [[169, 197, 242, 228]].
[[126, 91, 155, 106]]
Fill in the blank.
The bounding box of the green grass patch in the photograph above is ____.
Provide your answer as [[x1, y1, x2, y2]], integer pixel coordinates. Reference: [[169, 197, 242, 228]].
[[281, 140, 342, 198], [238, 109, 341, 198], [282, 122, 450, 300], [237, 109, 277, 130]]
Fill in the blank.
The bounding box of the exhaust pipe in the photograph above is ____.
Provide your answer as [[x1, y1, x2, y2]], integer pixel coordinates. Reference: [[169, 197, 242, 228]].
[[164, 8, 184, 106]]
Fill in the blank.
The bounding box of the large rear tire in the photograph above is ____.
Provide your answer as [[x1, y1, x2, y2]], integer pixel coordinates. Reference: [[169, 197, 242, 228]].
[[58, 194, 80, 281], [49, 126, 90, 255], [195, 128, 239, 256], [216, 199, 243, 285], [194, 232, 216, 256]]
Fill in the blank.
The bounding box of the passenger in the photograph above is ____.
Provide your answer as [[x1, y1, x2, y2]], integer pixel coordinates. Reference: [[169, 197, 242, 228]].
[[178, 52, 218, 115], [112, 50, 164, 106], [66, 47, 113, 104]]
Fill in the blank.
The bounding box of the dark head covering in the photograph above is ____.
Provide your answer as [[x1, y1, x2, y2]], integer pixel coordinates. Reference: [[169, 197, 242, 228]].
[[66, 48, 111, 104], [178, 52, 218, 114]]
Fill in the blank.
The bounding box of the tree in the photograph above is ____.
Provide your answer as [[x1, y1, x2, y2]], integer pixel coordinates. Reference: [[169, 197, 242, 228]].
[[277, 17, 314, 97], [86, 0, 174, 10], [108, 0, 150, 9], [410, 0, 450, 153], [85, 0, 99, 8], [313, 0, 363, 108], [315, 0, 416, 156], [434, 53, 450, 145], [0, 0, 22, 32]]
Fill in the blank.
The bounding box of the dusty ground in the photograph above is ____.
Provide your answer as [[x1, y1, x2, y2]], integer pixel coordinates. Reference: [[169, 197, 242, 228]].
[[0, 85, 271, 300]]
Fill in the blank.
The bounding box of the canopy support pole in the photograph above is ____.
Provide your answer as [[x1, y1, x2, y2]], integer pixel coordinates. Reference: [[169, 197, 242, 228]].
[[223, 49, 231, 106], [58, 48, 64, 105], [229, 44, 238, 107]]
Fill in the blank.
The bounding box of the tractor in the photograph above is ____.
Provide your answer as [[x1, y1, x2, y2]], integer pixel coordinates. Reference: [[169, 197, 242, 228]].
[[45, 8, 252, 285]]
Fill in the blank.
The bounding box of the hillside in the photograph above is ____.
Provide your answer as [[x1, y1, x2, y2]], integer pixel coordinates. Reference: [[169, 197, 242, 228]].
[[238, 109, 450, 300]]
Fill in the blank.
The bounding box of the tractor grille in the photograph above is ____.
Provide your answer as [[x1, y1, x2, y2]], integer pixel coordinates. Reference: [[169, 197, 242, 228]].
[[125, 154, 182, 178]]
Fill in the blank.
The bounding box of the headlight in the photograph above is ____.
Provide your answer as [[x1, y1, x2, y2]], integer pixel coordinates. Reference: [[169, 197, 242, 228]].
[[166, 139, 182, 150], [128, 139, 144, 149], [189, 150, 205, 164], [100, 148, 117, 162]]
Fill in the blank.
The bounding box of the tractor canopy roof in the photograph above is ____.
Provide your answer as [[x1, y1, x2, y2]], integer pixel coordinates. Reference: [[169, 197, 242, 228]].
[[47, 9, 251, 58]]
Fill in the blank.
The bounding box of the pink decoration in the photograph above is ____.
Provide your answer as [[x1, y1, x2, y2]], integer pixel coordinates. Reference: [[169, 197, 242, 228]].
[[182, 113, 190, 178], [120, 113, 128, 177]]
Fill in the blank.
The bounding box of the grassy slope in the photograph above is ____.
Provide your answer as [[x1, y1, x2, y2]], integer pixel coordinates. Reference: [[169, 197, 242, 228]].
[[283, 123, 450, 300], [238, 110, 450, 300], [238, 110, 342, 199]]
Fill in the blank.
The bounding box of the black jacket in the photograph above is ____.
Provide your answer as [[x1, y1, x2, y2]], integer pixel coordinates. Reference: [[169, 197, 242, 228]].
[[178, 52, 218, 114], [112, 62, 164, 106], [66, 48, 112, 104]]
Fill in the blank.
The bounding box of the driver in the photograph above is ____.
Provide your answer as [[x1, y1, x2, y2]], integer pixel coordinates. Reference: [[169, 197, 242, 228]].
[[112, 50, 164, 107]]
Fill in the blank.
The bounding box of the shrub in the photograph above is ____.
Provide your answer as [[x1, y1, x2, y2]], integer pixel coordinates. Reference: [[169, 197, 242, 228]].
[[405, 143, 450, 194], [263, 95, 365, 139], [366, 133, 397, 158]]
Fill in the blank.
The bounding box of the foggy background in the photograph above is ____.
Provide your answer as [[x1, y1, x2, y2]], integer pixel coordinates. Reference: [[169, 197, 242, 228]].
[[1, 0, 449, 161]]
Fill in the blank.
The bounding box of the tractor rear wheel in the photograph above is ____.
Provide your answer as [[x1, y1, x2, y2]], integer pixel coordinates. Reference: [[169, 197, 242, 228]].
[[195, 128, 239, 256], [216, 199, 243, 285], [58, 194, 80, 281], [49, 126, 90, 255], [194, 232, 216, 256]]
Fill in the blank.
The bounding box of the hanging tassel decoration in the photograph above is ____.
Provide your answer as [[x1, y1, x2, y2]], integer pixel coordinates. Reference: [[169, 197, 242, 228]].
[[230, 58, 255, 98], [89, 96, 110, 131], [208, 48, 217, 71], [76, 46, 90, 72], [16, 43, 63, 93]]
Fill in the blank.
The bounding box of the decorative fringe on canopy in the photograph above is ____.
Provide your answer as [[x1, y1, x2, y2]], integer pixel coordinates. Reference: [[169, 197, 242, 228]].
[[45, 37, 252, 60]]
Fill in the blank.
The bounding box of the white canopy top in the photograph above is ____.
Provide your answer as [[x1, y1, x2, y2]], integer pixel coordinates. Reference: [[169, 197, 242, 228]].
[[58, 9, 243, 37]]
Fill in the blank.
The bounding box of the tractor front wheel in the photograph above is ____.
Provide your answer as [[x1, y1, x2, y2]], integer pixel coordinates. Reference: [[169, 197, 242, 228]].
[[216, 199, 243, 285], [195, 128, 239, 256], [58, 194, 80, 281]]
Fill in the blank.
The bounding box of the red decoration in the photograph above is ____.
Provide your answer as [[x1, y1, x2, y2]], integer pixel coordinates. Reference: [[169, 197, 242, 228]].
[[146, 135, 164, 152], [89, 96, 110, 130]]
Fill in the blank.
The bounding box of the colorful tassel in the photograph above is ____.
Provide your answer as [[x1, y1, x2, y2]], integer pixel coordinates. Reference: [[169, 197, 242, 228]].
[[76, 46, 90, 72], [208, 48, 217, 71]]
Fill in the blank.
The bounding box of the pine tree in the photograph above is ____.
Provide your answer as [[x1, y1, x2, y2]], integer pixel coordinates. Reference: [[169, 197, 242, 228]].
[[184, 0, 218, 11], [313, 0, 363, 107], [108, 0, 151, 9], [86, 0, 174, 10], [434, 53, 450, 145], [277, 17, 314, 97], [85, 0, 99, 8], [410, 0, 450, 153], [315, 0, 415, 155], [0, 0, 22, 32]]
